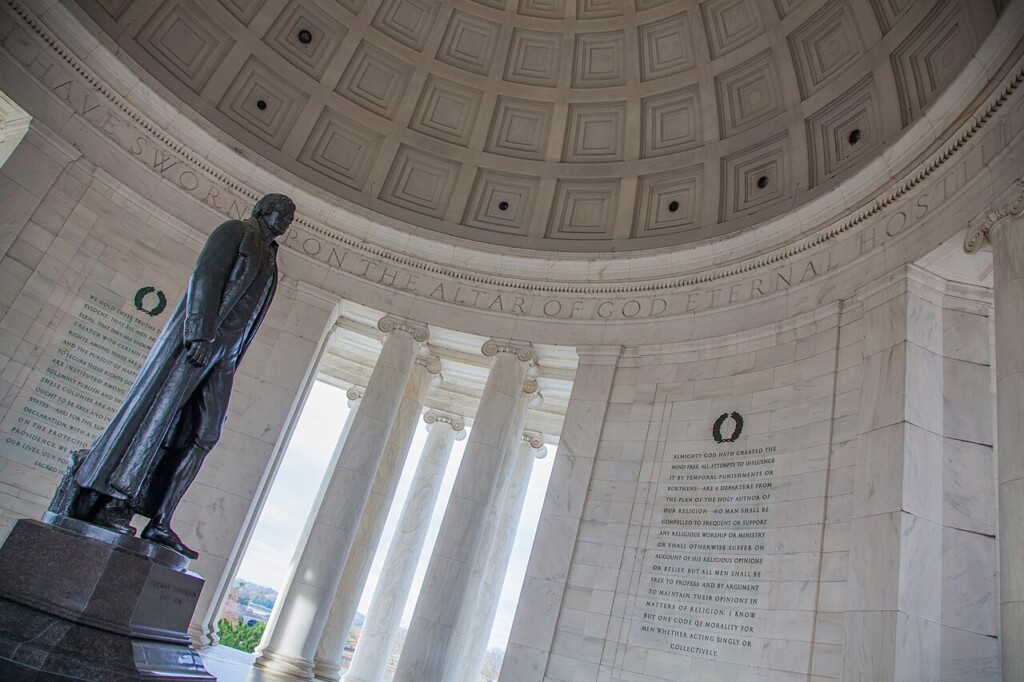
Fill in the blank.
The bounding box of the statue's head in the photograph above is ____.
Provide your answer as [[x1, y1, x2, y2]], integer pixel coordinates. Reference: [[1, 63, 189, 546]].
[[252, 194, 296, 237]]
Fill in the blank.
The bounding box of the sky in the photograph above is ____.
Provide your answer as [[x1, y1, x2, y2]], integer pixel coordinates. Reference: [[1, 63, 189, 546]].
[[235, 380, 556, 651]]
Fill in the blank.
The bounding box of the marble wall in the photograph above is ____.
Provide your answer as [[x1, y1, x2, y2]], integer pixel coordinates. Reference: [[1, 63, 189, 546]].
[[842, 267, 998, 682], [508, 267, 999, 682]]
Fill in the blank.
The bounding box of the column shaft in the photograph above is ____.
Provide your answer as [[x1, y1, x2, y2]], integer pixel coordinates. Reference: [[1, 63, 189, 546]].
[[965, 181, 1024, 681], [311, 388, 363, 518], [393, 341, 533, 682], [312, 359, 434, 681], [988, 209, 1024, 682], [255, 317, 427, 679], [345, 411, 465, 682], [457, 436, 545, 682], [446, 387, 532, 674]]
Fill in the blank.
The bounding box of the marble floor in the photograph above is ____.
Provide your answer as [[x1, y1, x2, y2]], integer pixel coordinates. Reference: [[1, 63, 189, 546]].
[[200, 645, 297, 682]]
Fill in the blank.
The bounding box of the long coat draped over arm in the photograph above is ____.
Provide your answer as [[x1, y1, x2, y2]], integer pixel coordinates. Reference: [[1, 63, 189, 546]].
[[74, 218, 277, 508]]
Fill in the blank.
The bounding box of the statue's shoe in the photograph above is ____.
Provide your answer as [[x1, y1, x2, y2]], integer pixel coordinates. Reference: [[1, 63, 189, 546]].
[[92, 513, 138, 536], [141, 524, 199, 559], [91, 504, 137, 536]]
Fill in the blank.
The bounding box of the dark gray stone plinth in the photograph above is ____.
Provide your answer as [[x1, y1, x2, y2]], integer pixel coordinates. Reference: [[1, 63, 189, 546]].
[[0, 519, 215, 681]]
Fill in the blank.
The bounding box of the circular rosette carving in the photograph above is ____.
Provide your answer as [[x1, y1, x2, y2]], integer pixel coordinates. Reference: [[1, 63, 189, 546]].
[[346, 386, 363, 402]]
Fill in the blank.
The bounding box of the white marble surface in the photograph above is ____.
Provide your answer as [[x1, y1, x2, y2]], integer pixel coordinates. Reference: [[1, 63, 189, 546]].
[[255, 319, 423, 676], [844, 267, 1000, 682], [312, 359, 432, 680], [458, 437, 544, 682], [395, 341, 532, 682], [447, 386, 532, 678], [345, 411, 464, 682], [983, 201, 1024, 681]]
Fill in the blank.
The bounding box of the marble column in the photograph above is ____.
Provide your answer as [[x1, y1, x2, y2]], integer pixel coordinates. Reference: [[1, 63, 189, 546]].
[[458, 433, 548, 682], [446, 382, 537, 675], [393, 340, 535, 682], [312, 355, 440, 681], [256, 384, 359, 651], [344, 410, 466, 682], [255, 316, 429, 679], [323, 387, 364, 481], [964, 178, 1024, 681]]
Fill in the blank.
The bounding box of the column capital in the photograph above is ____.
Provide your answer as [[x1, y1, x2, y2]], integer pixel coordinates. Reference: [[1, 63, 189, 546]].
[[522, 431, 548, 459], [378, 315, 430, 342], [481, 338, 535, 364], [964, 178, 1024, 253], [415, 353, 442, 375], [424, 409, 466, 437], [346, 386, 363, 404]]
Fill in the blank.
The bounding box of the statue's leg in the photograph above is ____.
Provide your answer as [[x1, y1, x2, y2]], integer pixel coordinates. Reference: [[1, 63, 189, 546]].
[[68, 488, 104, 521], [140, 443, 210, 559], [90, 497, 137, 535], [141, 363, 231, 560]]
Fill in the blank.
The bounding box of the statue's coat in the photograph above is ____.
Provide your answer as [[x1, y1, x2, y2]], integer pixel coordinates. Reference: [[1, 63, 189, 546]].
[[74, 217, 278, 516]]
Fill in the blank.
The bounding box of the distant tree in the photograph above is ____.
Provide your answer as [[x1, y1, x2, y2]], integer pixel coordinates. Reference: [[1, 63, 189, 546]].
[[220, 586, 242, 622], [480, 648, 504, 681], [217, 617, 266, 653], [251, 593, 275, 609]]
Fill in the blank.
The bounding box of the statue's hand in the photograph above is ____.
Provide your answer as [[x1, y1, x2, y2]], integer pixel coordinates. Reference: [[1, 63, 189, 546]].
[[185, 340, 212, 367]]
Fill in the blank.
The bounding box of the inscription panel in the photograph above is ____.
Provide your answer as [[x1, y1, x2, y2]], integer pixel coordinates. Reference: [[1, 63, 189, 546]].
[[633, 442, 778, 664], [1, 290, 162, 475], [626, 373, 833, 676]]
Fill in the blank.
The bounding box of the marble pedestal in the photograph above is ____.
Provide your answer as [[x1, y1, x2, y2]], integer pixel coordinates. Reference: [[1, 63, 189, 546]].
[[0, 518, 214, 681]]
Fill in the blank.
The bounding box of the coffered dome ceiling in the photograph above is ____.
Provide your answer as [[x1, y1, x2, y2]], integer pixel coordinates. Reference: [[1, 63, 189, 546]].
[[80, 0, 1000, 252]]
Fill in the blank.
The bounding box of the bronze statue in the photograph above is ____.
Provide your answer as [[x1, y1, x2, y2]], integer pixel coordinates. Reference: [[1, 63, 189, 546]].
[[52, 194, 296, 559]]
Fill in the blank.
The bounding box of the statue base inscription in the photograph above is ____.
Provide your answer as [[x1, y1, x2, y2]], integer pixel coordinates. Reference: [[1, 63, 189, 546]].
[[0, 519, 214, 681]]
